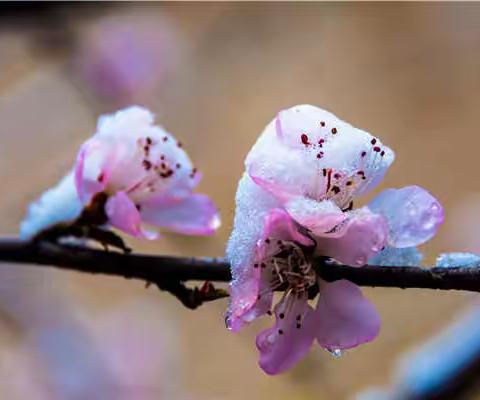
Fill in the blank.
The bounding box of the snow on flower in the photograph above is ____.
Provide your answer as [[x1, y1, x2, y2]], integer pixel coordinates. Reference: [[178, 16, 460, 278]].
[[20, 173, 83, 240], [21, 106, 220, 240], [227, 104, 444, 374]]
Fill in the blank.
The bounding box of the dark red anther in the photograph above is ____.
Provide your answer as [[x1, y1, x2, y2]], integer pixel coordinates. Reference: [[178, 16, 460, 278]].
[[317, 152, 324, 159], [371, 138, 377, 145], [380, 150, 385, 157], [320, 121, 326, 127], [301, 134, 310, 146], [361, 151, 367, 157], [373, 146, 381, 152], [331, 128, 337, 134], [142, 160, 152, 170]]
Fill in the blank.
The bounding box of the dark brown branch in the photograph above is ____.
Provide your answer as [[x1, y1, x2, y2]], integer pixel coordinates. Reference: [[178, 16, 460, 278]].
[[0, 238, 479, 294]]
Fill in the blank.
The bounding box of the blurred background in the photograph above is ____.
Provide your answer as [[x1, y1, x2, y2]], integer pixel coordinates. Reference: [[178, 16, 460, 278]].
[[1, 2, 480, 399]]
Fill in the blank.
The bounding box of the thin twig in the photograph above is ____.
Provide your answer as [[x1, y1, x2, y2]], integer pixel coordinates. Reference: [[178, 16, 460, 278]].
[[0, 238, 479, 294]]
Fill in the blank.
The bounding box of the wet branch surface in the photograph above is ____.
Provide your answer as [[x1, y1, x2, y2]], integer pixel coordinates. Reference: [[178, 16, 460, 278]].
[[0, 238, 480, 296]]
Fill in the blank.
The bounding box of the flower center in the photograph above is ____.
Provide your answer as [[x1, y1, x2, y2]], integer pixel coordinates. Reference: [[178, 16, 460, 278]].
[[258, 238, 316, 295]]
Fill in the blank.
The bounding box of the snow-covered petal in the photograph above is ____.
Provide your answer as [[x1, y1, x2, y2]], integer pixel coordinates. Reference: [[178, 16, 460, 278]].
[[435, 252, 480, 268], [284, 197, 346, 236], [141, 194, 220, 236], [315, 208, 388, 266], [105, 191, 158, 239], [227, 205, 313, 332], [247, 105, 394, 208], [256, 293, 316, 375], [368, 246, 423, 267], [369, 186, 444, 248], [316, 280, 381, 351], [20, 173, 83, 240]]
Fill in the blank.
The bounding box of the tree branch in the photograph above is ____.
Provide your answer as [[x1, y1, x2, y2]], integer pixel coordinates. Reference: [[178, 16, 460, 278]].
[[0, 238, 479, 297]]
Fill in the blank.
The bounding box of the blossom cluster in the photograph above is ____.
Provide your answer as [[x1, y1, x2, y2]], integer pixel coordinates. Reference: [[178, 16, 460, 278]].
[[20, 103, 445, 376]]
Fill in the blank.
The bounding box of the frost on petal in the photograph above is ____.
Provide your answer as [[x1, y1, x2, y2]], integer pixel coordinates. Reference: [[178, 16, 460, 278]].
[[284, 197, 346, 237], [247, 119, 317, 203], [435, 252, 480, 268], [226, 175, 282, 331], [315, 208, 388, 266], [369, 247, 423, 267], [20, 173, 83, 240], [256, 293, 316, 375], [316, 280, 381, 351], [105, 192, 157, 239], [141, 194, 220, 236], [247, 105, 394, 209], [369, 186, 444, 248]]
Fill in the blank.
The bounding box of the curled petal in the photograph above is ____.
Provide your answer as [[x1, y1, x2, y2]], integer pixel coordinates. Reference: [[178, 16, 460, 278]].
[[141, 194, 220, 236], [256, 293, 316, 375], [315, 208, 388, 266], [75, 139, 109, 204], [284, 197, 346, 237], [105, 192, 158, 239], [316, 280, 381, 351], [369, 186, 444, 248], [258, 208, 314, 256]]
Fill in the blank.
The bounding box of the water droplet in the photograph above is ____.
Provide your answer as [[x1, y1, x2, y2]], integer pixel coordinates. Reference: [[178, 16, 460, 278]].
[[327, 348, 343, 358]]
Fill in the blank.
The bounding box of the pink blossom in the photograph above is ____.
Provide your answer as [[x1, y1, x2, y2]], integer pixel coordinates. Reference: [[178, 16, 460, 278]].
[[227, 104, 443, 374], [75, 106, 220, 239], [21, 106, 220, 241]]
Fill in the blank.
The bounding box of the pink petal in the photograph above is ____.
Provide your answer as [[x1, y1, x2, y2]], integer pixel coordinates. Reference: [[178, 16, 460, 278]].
[[368, 186, 444, 248], [261, 208, 313, 248], [315, 208, 388, 266], [141, 194, 220, 236], [105, 192, 158, 239], [284, 197, 346, 237], [316, 280, 381, 351], [256, 294, 316, 375], [75, 139, 108, 204]]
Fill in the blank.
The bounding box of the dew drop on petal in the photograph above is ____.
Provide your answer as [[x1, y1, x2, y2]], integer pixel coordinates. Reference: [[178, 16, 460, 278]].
[[328, 348, 343, 359]]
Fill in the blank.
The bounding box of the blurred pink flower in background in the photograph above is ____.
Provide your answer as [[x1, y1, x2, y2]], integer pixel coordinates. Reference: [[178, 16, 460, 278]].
[[74, 12, 180, 105], [21, 106, 220, 240], [227, 104, 444, 374]]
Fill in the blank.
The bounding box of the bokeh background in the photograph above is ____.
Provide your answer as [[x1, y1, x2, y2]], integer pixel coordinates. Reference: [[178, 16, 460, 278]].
[[1, 2, 480, 399]]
